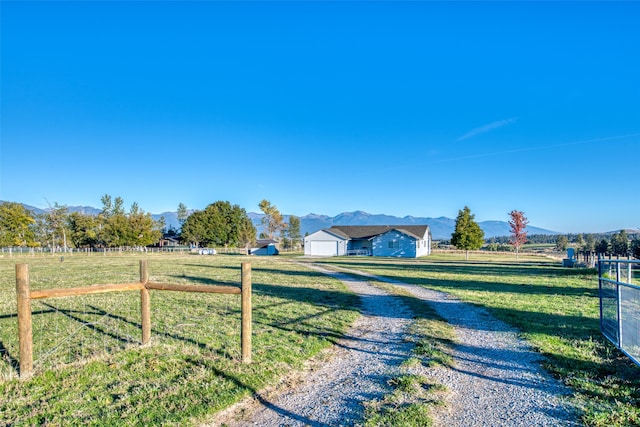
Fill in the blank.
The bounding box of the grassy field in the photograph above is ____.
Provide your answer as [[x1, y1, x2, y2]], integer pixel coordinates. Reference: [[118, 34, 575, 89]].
[[317, 253, 640, 427], [0, 253, 359, 426], [1, 251, 638, 426]]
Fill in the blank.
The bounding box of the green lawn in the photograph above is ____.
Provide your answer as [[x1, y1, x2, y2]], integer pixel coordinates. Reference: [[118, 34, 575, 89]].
[[0, 253, 359, 426], [317, 253, 640, 427], [2, 252, 638, 426]]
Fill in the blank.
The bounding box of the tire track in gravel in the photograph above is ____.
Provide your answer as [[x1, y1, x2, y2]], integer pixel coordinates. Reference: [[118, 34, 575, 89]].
[[210, 264, 580, 427], [334, 266, 581, 427], [209, 264, 416, 427]]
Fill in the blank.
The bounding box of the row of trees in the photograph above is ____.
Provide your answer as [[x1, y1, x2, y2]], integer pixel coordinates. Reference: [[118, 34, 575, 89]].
[[492, 231, 640, 255], [555, 230, 640, 258], [0, 197, 302, 251], [449, 205, 640, 259], [8, 197, 633, 257], [0, 196, 164, 250]]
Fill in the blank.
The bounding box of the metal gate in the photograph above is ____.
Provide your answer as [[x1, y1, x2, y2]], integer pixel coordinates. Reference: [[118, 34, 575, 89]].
[[598, 258, 640, 367]]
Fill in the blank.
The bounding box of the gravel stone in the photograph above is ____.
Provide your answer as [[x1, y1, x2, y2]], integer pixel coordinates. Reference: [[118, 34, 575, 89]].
[[208, 264, 580, 427]]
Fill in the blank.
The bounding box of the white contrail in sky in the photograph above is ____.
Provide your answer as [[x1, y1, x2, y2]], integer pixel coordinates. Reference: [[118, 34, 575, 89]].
[[457, 117, 518, 141], [436, 132, 640, 163]]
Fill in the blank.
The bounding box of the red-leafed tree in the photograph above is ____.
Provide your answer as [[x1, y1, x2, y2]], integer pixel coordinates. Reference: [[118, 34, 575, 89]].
[[508, 210, 529, 259]]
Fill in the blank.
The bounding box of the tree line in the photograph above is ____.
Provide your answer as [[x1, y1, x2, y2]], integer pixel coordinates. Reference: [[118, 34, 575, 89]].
[[177, 199, 301, 249], [447, 206, 640, 259], [0, 196, 164, 251], [0, 197, 301, 251]]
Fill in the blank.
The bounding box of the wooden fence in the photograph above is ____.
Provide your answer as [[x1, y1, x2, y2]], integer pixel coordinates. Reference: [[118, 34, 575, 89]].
[[15, 260, 252, 378]]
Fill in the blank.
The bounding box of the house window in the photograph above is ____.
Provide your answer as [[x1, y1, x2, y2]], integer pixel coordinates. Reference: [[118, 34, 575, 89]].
[[388, 240, 399, 249]]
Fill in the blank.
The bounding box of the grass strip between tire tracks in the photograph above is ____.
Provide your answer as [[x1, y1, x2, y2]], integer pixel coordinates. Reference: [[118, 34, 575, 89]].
[[361, 278, 454, 427]]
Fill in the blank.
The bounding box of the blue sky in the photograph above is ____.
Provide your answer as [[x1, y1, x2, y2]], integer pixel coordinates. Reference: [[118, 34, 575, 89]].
[[1, 1, 639, 234]]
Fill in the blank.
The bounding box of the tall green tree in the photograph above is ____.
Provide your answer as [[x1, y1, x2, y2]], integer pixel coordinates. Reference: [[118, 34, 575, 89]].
[[556, 235, 569, 251], [127, 202, 163, 248], [288, 215, 302, 250], [451, 206, 485, 260], [41, 202, 70, 252], [99, 195, 128, 248], [180, 201, 254, 247], [177, 203, 189, 229], [97, 195, 162, 248], [631, 238, 640, 259], [67, 212, 100, 249], [258, 199, 286, 240], [180, 210, 209, 247], [596, 238, 609, 255], [584, 234, 596, 253], [611, 230, 629, 257], [215, 201, 254, 247], [0, 202, 37, 247], [237, 216, 257, 250]]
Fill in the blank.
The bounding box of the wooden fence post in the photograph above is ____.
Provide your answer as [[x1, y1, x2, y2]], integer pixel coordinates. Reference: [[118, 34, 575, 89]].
[[241, 262, 252, 363], [16, 264, 33, 378], [140, 260, 151, 345]]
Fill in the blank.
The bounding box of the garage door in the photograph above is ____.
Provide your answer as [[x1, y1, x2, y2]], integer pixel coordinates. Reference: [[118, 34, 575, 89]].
[[310, 240, 338, 256]]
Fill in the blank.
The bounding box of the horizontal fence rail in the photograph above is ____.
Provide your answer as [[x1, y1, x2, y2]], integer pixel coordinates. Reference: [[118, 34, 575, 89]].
[[2, 246, 250, 256], [15, 260, 252, 378], [598, 257, 640, 367]]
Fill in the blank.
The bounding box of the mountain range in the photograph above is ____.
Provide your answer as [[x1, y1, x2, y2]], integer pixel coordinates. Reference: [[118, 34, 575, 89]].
[[10, 203, 558, 240], [247, 211, 558, 240]]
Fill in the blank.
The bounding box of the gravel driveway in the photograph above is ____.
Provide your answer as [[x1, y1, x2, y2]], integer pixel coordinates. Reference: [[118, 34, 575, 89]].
[[209, 264, 579, 427]]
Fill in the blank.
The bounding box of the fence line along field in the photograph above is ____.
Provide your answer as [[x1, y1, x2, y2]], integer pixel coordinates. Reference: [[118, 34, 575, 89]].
[[0, 253, 359, 426], [14, 260, 252, 377]]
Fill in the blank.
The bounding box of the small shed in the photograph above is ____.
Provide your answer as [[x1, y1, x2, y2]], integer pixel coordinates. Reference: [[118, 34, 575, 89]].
[[157, 236, 181, 248], [250, 239, 279, 256]]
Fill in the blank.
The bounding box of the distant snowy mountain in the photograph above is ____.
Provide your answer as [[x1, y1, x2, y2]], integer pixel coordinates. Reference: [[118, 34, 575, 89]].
[[4, 201, 559, 240]]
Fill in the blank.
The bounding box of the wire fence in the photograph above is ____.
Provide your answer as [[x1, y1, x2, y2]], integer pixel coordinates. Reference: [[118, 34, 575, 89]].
[[598, 257, 640, 367], [0, 246, 254, 257], [1, 246, 194, 256], [31, 292, 141, 373], [4, 261, 251, 379]]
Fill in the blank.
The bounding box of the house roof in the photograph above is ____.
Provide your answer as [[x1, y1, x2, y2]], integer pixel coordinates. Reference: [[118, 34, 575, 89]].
[[255, 239, 278, 248], [327, 225, 430, 240]]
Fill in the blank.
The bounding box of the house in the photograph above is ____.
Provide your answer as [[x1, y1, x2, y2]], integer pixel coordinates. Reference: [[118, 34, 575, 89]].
[[304, 225, 431, 258], [250, 239, 279, 256], [157, 235, 181, 248]]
